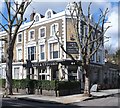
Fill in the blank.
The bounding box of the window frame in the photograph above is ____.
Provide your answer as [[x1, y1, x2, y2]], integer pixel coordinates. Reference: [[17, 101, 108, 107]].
[[17, 33, 22, 43], [28, 46, 36, 61], [39, 44, 45, 61], [14, 67, 19, 79], [50, 23, 59, 36], [28, 29, 35, 41], [47, 11, 51, 18], [39, 27, 46, 38], [17, 48, 22, 61], [35, 15, 39, 22], [49, 42, 59, 60]]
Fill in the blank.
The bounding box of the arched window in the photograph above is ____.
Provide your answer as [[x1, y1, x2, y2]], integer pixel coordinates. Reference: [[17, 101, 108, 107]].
[[47, 11, 51, 18], [35, 15, 39, 22]]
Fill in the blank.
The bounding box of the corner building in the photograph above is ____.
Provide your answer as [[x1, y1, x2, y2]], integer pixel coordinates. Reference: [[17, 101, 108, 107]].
[[0, 3, 105, 86]]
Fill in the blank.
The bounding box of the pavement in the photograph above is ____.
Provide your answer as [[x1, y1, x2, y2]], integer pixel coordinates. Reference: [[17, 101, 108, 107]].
[[1, 89, 119, 104]]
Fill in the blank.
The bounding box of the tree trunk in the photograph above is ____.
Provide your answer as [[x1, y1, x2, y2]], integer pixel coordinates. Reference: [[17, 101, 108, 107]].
[[83, 65, 90, 96], [6, 48, 13, 95]]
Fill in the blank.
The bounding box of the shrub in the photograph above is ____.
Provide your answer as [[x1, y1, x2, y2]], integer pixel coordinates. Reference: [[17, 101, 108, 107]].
[[58, 81, 80, 90], [13, 79, 20, 89], [0, 79, 5, 88]]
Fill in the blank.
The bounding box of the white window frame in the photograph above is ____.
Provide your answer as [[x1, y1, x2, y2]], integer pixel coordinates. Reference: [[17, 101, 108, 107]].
[[48, 42, 60, 60], [17, 48, 22, 61], [28, 29, 35, 41], [47, 11, 51, 18], [17, 33, 22, 43], [39, 69, 47, 80], [35, 15, 39, 22], [39, 27, 46, 39], [39, 44, 46, 61], [27, 46, 36, 61], [50, 23, 59, 36], [13, 67, 19, 79]]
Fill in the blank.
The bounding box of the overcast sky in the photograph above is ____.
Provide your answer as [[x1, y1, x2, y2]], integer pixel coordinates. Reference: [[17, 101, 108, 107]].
[[0, 0, 119, 53]]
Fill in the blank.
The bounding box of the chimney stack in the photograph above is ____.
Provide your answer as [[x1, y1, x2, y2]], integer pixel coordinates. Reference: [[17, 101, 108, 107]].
[[30, 12, 35, 21]]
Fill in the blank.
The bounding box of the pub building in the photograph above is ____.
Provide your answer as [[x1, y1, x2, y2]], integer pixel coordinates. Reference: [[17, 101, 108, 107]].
[[0, 3, 105, 88]]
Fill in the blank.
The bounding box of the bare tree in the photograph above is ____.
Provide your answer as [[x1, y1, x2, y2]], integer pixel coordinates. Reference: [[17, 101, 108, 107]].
[[55, 2, 110, 96], [0, 0, 33, 95]]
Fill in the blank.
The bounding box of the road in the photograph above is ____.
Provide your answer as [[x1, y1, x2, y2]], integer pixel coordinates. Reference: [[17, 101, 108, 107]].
[[73, 93, 120, 107], [1, 98, 79, 108], [1, 94, 120, 108]]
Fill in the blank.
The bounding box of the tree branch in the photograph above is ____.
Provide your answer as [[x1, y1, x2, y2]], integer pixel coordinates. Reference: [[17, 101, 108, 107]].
[[0, 11, 9, 22], [0, 23, 9, 33], [18, 20, 35, 34]]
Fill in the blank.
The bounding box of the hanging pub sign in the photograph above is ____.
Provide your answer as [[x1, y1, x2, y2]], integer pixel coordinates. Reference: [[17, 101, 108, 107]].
[[66, 42, 79, 54]]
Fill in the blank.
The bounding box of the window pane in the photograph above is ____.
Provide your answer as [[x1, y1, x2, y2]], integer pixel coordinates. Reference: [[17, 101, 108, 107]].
[[14, 68, 19, 79], [40, 45, 44, 60], [41, 52, 44, 60], [40, 28, 45, 37], [18, 49, 22, 60], [18, 34, 22, 42], [51, 24, 58, 36], [30, 31, 34, 39], [40, 45, 44, 52], [50, 43, 59, 59], [53, 43, 58, 51], [42, 75, 45, 80], [53, 51, 58, 58], [47, 11, 51, 18], [28, 46, 36, 61], [35, 15, 39, 22]]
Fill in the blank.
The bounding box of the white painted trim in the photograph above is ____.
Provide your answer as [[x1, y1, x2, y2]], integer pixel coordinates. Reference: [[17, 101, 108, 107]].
[[62, 16, 67, 59], [24, 31, 27, 62], [45, 9, 54, 19]]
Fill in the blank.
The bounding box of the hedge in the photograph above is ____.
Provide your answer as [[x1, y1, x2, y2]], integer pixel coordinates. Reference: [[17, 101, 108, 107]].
[[0, 79, 5, 88], [57, 81, 80, 90], [0, 79, 80, 91]]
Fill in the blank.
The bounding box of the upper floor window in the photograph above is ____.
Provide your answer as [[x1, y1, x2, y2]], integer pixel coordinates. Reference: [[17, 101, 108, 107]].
[[50, 42, 59, 59], [35, 15, 39, 22], [47, 11, 51, 18], [17, 48, 22, 61], [39, 27, 46, 38], [40, 45, 45, 60], [28, 30, 35, 41], [51, 23, 59, 36], [17, 33, 22, 43], [28, 46, 36, 61]]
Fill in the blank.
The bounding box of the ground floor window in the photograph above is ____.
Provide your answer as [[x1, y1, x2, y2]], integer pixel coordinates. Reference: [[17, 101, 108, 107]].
[[38, 68, 47, 80], [14, 67, 19, 79]]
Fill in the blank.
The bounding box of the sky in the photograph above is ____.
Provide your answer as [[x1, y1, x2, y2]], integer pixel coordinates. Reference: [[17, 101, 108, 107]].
[[0, 0, 119, 53]]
